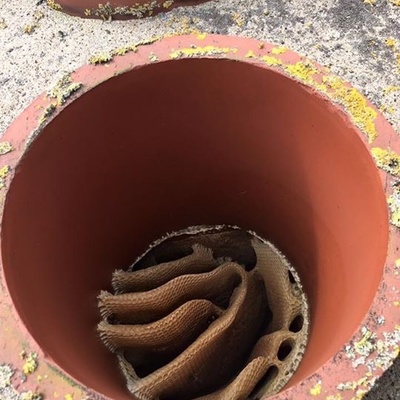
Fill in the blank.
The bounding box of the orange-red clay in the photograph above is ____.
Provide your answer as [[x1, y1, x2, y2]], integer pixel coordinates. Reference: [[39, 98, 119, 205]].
[[0, 35, 398, 400]]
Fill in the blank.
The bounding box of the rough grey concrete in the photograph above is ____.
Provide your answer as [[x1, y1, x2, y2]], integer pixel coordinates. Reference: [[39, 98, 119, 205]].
[[364, 356, 400, 399], [0, 0, 399, 399]]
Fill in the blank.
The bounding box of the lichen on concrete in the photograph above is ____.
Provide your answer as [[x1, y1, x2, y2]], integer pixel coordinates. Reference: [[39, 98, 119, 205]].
[[169, 45, 237, 59], [309, 381, 322, 395], [0, 365, 14, 389], [48, 74, 82, 106], [326, 395, 343, 400], [89, 37, 159, 64], [260, 54, 282, 66], [148, 52, 159, 62], [334, 324, 400, 399], [38, 103, 57, 126], [285, 60, 319, 84], [322, 76, 378, 143], [271, 46, 288, 55], [243, 50, 379, 142], [19, 391, 43, 400], [0, 364, 43, 400], [22, 353, 38, 376], [369, 148, 400, 227], [388, 184, 400, 227], [46, 0, 62, 11], [244, 49, 282, 67], [23, 11, 44, 35], [371, 147, 400, 177], [88, 53, 113, 65], [0, 165, 10, 189], [0, 141, 13, 155], [86, 1, 164, 20]]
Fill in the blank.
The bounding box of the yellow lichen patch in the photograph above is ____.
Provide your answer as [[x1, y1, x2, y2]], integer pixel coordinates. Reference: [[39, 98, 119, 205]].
[[38, 103, 57, 126], [109, 37, 159, 60], [0, 18, 7, 29], [374, 339, 400, 368], [163, 0, 174, 8], [91, 2, 161, 20], [394, 301, 400, 307], [35, 11, 44, 20], [170, 46, 237, 60], [389, 203, 400, 227], [33, 11, 44, 22], [148, 53, 159, 62], [385, 38, 397, 48], [24, 24, 36, 34], [396, 53, 400, 70], [23, 12, 43, 34], [0, 142, 13, 155], [370, 50, 378, 59], [353, 330, 375, 355], [245, 50, 257, 58], [134, 37, 161, 47], [389, 0, 400, 5], [383, 85, 399, 93], [197, 33, 207, 40], [285, 61, 319, 84], [380, 105, 396, 115], [395, 259, 400, 275], [93, 3, 113, 20], [323, 76, 378, 142], [371, 147, 400, 177], [243, 50, 282, 66], [338, 376, 369, 391], [231, 12, 245, 27], [64, 394, 73, 400], [326, 395, 343, 400], [352, 389, 368, 400], [88, 53, 113, 65], [46, 0, 62, 10], [48, 75, 82, 106], [271, 46, 288, 55], [260, 55, 282, 66], [388, 186, 400, 227], [0, 165, 10, 189], [363, 0, 376, 4], [310, 382, 322, 396], [22, 352, 38, 375], [114, 47, 132, 56]]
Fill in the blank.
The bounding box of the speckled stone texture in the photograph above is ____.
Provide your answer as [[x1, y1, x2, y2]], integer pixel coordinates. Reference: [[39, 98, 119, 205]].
[[0, 0, 399, 399]]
